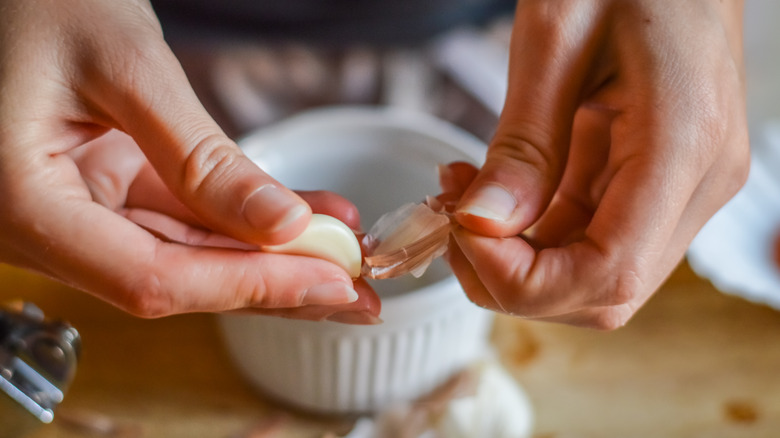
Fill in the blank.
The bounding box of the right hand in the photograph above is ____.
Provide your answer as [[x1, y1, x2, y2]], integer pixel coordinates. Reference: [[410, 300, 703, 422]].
[[0, 0, 376, 321], [445, 0, 749, 329]]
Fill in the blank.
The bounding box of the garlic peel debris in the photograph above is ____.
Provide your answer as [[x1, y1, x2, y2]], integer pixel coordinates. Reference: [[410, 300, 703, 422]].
[[334, 360, 534, 438], [263, 214, 362, 278], [436, 361, 534, 438]]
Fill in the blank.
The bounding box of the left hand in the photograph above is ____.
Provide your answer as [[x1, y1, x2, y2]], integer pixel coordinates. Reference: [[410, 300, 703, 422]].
[[71, 130, 380, 324]]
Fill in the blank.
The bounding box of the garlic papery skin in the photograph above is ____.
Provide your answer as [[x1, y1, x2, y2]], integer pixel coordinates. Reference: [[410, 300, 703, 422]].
[[362, 203, 452, 279], [435, 361, 534, 438]]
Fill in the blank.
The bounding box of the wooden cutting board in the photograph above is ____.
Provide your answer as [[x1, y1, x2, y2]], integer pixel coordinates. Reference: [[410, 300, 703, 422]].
[[2, 260, 778, 438]]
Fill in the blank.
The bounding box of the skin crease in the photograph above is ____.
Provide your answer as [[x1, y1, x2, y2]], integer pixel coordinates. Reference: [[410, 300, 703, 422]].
[[0, 0, 750, 329], [0, 0, 378, 321], [450, 0, 750, 329]]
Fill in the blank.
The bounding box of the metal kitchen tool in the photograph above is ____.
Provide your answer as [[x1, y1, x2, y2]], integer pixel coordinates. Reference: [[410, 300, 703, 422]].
[[0, 302, 80, 438]]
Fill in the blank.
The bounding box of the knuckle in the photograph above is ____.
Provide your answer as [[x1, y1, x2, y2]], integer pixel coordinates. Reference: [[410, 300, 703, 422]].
[[490, 127, 562, 178], [117, 263, 172, 319], [517, 0, 570, 43], [588, 243, 644, 307], [588, 309, 631, 331], [721, 139, 751, 198], [246, 277, 276, 308], [468, 295, 499, 313], [497, 255, 560, 318], [606, 277, 640, 307], [243, 266, 302, 309], [181, 135, 242, 198], [500, 287, 537, 317], [684, 82, 750, 201], [82, 171, 124, 209]]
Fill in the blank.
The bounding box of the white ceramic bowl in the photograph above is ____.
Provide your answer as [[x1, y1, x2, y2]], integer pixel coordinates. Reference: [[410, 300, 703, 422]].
[[217, 106, 495, 414]]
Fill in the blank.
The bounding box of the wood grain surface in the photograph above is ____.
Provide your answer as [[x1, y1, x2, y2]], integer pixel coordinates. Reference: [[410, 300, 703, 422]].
[[2, 261, 779, 438]]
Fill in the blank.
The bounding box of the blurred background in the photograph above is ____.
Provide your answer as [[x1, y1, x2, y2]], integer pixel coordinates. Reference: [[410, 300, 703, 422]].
[[151, 0, 515, 142]]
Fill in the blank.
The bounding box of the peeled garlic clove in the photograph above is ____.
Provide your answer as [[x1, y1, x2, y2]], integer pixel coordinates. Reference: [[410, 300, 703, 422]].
[[263, 214, 362, 278]]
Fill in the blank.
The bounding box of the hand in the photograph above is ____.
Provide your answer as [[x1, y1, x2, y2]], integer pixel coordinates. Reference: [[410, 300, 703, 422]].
[[0, 0, 372, 320], [447, 0, 750, 329]]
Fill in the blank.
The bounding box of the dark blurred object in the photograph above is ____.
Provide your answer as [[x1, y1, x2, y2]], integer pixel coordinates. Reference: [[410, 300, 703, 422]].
[[0, 302, 80, 438], [172, 15, 513, 141], [151, 0, 515, 46]]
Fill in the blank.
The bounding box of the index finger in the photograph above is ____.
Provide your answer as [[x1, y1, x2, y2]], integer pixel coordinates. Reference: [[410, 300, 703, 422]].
[[77, 16, 310, 246]]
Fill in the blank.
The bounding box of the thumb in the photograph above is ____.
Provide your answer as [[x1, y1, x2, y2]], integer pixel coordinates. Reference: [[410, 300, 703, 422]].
[[455, 2, 599, 237], [81, 23, 309, 245]]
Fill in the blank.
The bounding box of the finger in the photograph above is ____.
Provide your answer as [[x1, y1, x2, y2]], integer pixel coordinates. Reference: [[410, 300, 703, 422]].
[[449, 227, 642, 329], [433, 162, 480, 210], [452, 228, 611, 318], [126, 162, 202, 223], [73, 129, 206, 230], [0, 247, 57, 281], [10, 194, 357, 317], [122, 208, 257, 250], [455, 2, 608, 237], [129, 183, 362, 235], [450, 241, 638, 329], [70, 130, 148, 210], [449, 229, 640, 329], [437, 162, 479, 196], [528, 303, 638, 330], [324, 277, 382, 324], [242, 278, 383, 325], [446, 235, 504, 313], [528, 106, 613, 248], [77, 19, 310, 246], [296, 190, 361, 231], [126, 184, 363, 246]]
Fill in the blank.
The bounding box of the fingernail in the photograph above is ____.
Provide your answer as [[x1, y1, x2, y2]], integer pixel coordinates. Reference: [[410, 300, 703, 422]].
[[457, 183, 517, 222], [243, 184, 309, 232], [326, 311, 384, 325], [302, 282, 359, 305]]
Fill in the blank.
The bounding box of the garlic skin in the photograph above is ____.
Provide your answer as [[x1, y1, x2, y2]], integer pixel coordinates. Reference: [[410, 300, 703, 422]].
[[340, 360, 534, 438], [263, 214, 362, 278], [362, 203, 452, 279], [435, 361, 534, 438]]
